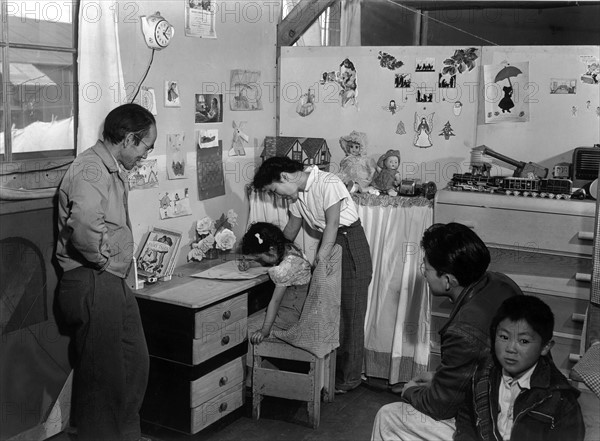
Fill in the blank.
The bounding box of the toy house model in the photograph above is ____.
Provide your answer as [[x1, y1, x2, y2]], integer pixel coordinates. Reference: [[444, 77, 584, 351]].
[[261, 136, 331, 171]]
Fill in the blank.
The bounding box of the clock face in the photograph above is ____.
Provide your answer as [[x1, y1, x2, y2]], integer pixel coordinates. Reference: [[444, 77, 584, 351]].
[[154, 20, 172, 47]]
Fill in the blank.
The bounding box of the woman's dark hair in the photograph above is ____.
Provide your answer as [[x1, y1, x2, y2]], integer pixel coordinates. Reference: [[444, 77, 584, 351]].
[[241, 222, 291, 263], [252, 157, 303, 189], [420, 222, 490, 287], [102, 103, 156, 145], [490, 295, 555, 346]]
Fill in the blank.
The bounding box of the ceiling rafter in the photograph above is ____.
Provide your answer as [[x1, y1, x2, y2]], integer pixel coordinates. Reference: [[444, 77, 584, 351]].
[[277, 0, 337, 47]]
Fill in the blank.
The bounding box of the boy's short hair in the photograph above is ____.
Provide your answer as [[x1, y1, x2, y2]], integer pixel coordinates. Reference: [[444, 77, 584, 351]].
[[420, 222, 490, 287], [253, 157, 303, 189], [490, 295, 555, 345]]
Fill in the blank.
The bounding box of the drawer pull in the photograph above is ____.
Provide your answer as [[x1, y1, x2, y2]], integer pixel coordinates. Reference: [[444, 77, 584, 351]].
[[575, 272, 592, 283], [571, 313, 586, 323], [219, 376, 228, 387], [569, 353, 582, 363], [221, 335, 230, 345], [578, 231, 594, 241], [222, 310, 232, 320], [219, 402, 228, 413]]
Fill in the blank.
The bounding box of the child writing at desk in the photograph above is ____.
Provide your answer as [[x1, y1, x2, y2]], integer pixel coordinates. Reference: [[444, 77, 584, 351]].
[[240, 222, 312, 345]]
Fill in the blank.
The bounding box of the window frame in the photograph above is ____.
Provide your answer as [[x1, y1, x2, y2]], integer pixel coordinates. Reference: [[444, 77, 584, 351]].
[[0, 0, 79, 187]]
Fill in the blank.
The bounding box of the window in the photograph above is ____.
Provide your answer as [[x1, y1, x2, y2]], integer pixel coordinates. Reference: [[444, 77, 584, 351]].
[[1, 0, 78, 163]]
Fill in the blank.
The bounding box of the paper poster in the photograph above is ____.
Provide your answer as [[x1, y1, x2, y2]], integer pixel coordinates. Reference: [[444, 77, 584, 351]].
[[550, 78, 577, 94], [197, 128, 218, 148], [229, 121, 248, 156], [483, 62, 530, 123], [230, 69, 263, 111], [166, 133, 187, 180], [195, 94, 223, 123], [128, 159, 158, 190], [140, 86, 157, 115], [165, 80, 181, 107], [185, 0, 216, 38], [158, 188, 192, 219], [196, 141, 225, 201]]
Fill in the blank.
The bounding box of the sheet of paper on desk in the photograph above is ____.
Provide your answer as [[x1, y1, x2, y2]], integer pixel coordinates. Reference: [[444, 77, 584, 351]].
[[191, 261, 269, 280]]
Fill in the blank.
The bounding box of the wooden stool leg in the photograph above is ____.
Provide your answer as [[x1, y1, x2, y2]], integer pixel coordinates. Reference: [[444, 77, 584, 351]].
[[252, 349, 262, 421], [307, 359, 322, 429], [326, 350, 336, 402]]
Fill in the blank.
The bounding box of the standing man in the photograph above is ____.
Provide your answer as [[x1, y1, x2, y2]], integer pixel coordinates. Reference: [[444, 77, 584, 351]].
[[56, 103, 156, 441], [371, 222, 523, 441]]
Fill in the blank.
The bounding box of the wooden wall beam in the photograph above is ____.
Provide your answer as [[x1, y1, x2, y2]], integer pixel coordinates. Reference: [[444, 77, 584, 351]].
[[278, 0, 337, 47]]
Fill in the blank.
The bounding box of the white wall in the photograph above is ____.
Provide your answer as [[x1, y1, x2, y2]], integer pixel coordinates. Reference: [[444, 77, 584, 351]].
[[117, 1, 279, 265]]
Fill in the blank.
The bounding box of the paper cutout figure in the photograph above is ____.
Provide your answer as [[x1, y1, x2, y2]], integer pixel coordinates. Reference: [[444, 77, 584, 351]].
[[453, 101, 463, 116], [165, 81, 180, 107], [230, 121, 248, 156], [396, 121, 406, 135], [296, 88, 315, 117], [413, 112, 434, 148], [339, 58, 357, 107], [378, 51, 403, 70], [495, 65, 522, 113], [439, 121, 456, 140], [167, 133, 186, 179]]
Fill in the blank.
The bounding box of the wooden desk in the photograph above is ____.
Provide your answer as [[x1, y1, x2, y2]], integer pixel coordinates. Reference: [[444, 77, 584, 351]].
[[134, 259, 273, 435]]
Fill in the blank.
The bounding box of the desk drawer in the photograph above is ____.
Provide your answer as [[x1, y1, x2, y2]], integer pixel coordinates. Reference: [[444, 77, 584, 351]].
[[195, 294, 247, 339], [435, 202, 594, 257], [193, 317, 247, 365], [191, 382, 244, 434], [191, 356, 245, 407]]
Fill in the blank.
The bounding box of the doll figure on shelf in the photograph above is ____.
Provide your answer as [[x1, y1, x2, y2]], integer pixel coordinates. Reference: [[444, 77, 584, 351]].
[[370, 149, 401, 196], [338, 131, 376, 193]]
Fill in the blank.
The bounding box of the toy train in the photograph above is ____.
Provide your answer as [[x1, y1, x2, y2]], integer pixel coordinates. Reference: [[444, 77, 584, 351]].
[[448, 173, 574, 199]]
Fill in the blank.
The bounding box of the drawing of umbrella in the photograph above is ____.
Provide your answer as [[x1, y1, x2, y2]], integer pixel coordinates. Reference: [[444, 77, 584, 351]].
[[494, 65, 522, 87]]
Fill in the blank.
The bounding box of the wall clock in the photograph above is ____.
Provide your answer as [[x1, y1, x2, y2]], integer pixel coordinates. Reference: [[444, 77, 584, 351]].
[[141, 11, 174, 50]]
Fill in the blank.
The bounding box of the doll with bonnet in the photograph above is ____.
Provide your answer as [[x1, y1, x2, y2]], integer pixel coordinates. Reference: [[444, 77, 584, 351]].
[[338, 131, 376, 193], [370, 149, 401, 196]]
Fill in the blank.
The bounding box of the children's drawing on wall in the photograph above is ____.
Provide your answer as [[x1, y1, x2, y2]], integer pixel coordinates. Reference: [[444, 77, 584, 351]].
[[230, 69, 263, 111], [195, 94, 222, 123], [140, 86, 157, 115], [572, 106, 578, 117], [319, 70, 340, 85], [370, 150, 401, 196], [438, 72, 456, 88], [229, 121, 248, 156], [394, 73, 411, 88], [382, 99, 403, 115], [337, 131, 376, 193], [197, 128, 218, 148], [378, 51, 403, 70], [453, 101, 463, 116], [550, 78, 577, 94], [484, 62, 529, 123], [439, 121, 456, 140], [339, 58, 358, 107], [128, 159, 158, 190], [166, 133, 187, 179], [197, 141, 225, 201], [185, 0, 216, 39], [159, 188, 192, 219], [396, 121, 406, 135], [442, 48, 479, 76], [416, 87, 434, 103], [413, 112, 434, 148], [296, 88, 315, 117], [415, 57, 435, 72], [579, 55, 599, 85], [165, 81, 181, 107]]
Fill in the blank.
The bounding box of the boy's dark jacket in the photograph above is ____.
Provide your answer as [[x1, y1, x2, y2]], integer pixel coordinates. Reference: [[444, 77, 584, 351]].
[[454, 354, 585, 441]]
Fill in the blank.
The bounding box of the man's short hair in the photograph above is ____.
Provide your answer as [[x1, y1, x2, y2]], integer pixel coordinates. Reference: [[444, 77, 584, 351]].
[[252, 157, 304, 189], [490, 295, 555, 345], [102, 103, 156, 145], [421, 222, 490, 287]]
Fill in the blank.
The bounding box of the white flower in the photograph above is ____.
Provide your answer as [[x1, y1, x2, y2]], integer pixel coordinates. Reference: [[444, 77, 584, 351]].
[[198, 234, 215, 252], [226, 209, 238, 227], [196, 217, 215, 236], [187, 247, 205, 262], [215, 228, 236, 251]]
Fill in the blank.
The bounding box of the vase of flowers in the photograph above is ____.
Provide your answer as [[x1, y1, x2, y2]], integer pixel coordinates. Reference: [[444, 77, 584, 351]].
[[187, 209, 238, 262]]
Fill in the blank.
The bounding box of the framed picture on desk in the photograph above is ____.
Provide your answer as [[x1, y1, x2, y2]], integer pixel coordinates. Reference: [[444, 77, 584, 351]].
[[136, 227, 182, 280]]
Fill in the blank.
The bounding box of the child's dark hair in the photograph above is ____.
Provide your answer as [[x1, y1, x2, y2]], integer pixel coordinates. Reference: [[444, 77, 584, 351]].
[[252, 157, 303, 189], [421, 222, 490, 287], [490, 295, 555, 345], [241, 222, 291, 262]]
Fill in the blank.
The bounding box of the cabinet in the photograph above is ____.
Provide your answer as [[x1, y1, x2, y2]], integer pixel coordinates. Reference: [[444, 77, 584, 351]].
[[432, 190, 595, 376], [134, 260, 273, 435]]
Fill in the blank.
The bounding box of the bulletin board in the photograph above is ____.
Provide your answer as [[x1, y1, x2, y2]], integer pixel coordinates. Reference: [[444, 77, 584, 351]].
[[279, 45, 600, 187]]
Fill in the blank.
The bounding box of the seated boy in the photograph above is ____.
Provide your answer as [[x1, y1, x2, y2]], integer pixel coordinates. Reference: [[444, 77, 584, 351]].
[[455, 295, 585, 441]]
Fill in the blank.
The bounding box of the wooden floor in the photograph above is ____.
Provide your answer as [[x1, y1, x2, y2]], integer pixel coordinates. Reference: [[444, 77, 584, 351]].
[[49, 380, 398, 441]]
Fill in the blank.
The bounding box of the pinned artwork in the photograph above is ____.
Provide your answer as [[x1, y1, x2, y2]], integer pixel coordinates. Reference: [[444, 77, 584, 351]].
[[415, 57, 435, 72], [442, 48, 479, 76], [165, 81, 181, 107], [394, 73, 411, 88], [158, 188, 192, 219], [550, 78, 577, 94], [128, 159, 158, 190], [416, 87, 434, 103], [198, 129, 218, 148], [229, 121, 248, 156], [230, 69, 263, 111], [339, 58, 358, 108], [195, 94, 222, 123], [296, 88, 315, 117], [438, 72, 456, 88], [579, 55, 599, 85], [439, 121, 456, 140], [140, 86, 157, 115], [453, 101, 463, 116], [382, 99, 403, 115], [196, 140, 225, 201], [396, 121, 406, 135], [378, 51, 403, 70], [484, 62, 530, 123], [166, 133, 187, 180], [413, 112, 434, 148]]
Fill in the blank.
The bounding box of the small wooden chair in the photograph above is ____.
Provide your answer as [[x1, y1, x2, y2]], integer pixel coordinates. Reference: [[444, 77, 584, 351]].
[[249, 245, 342, 429]]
